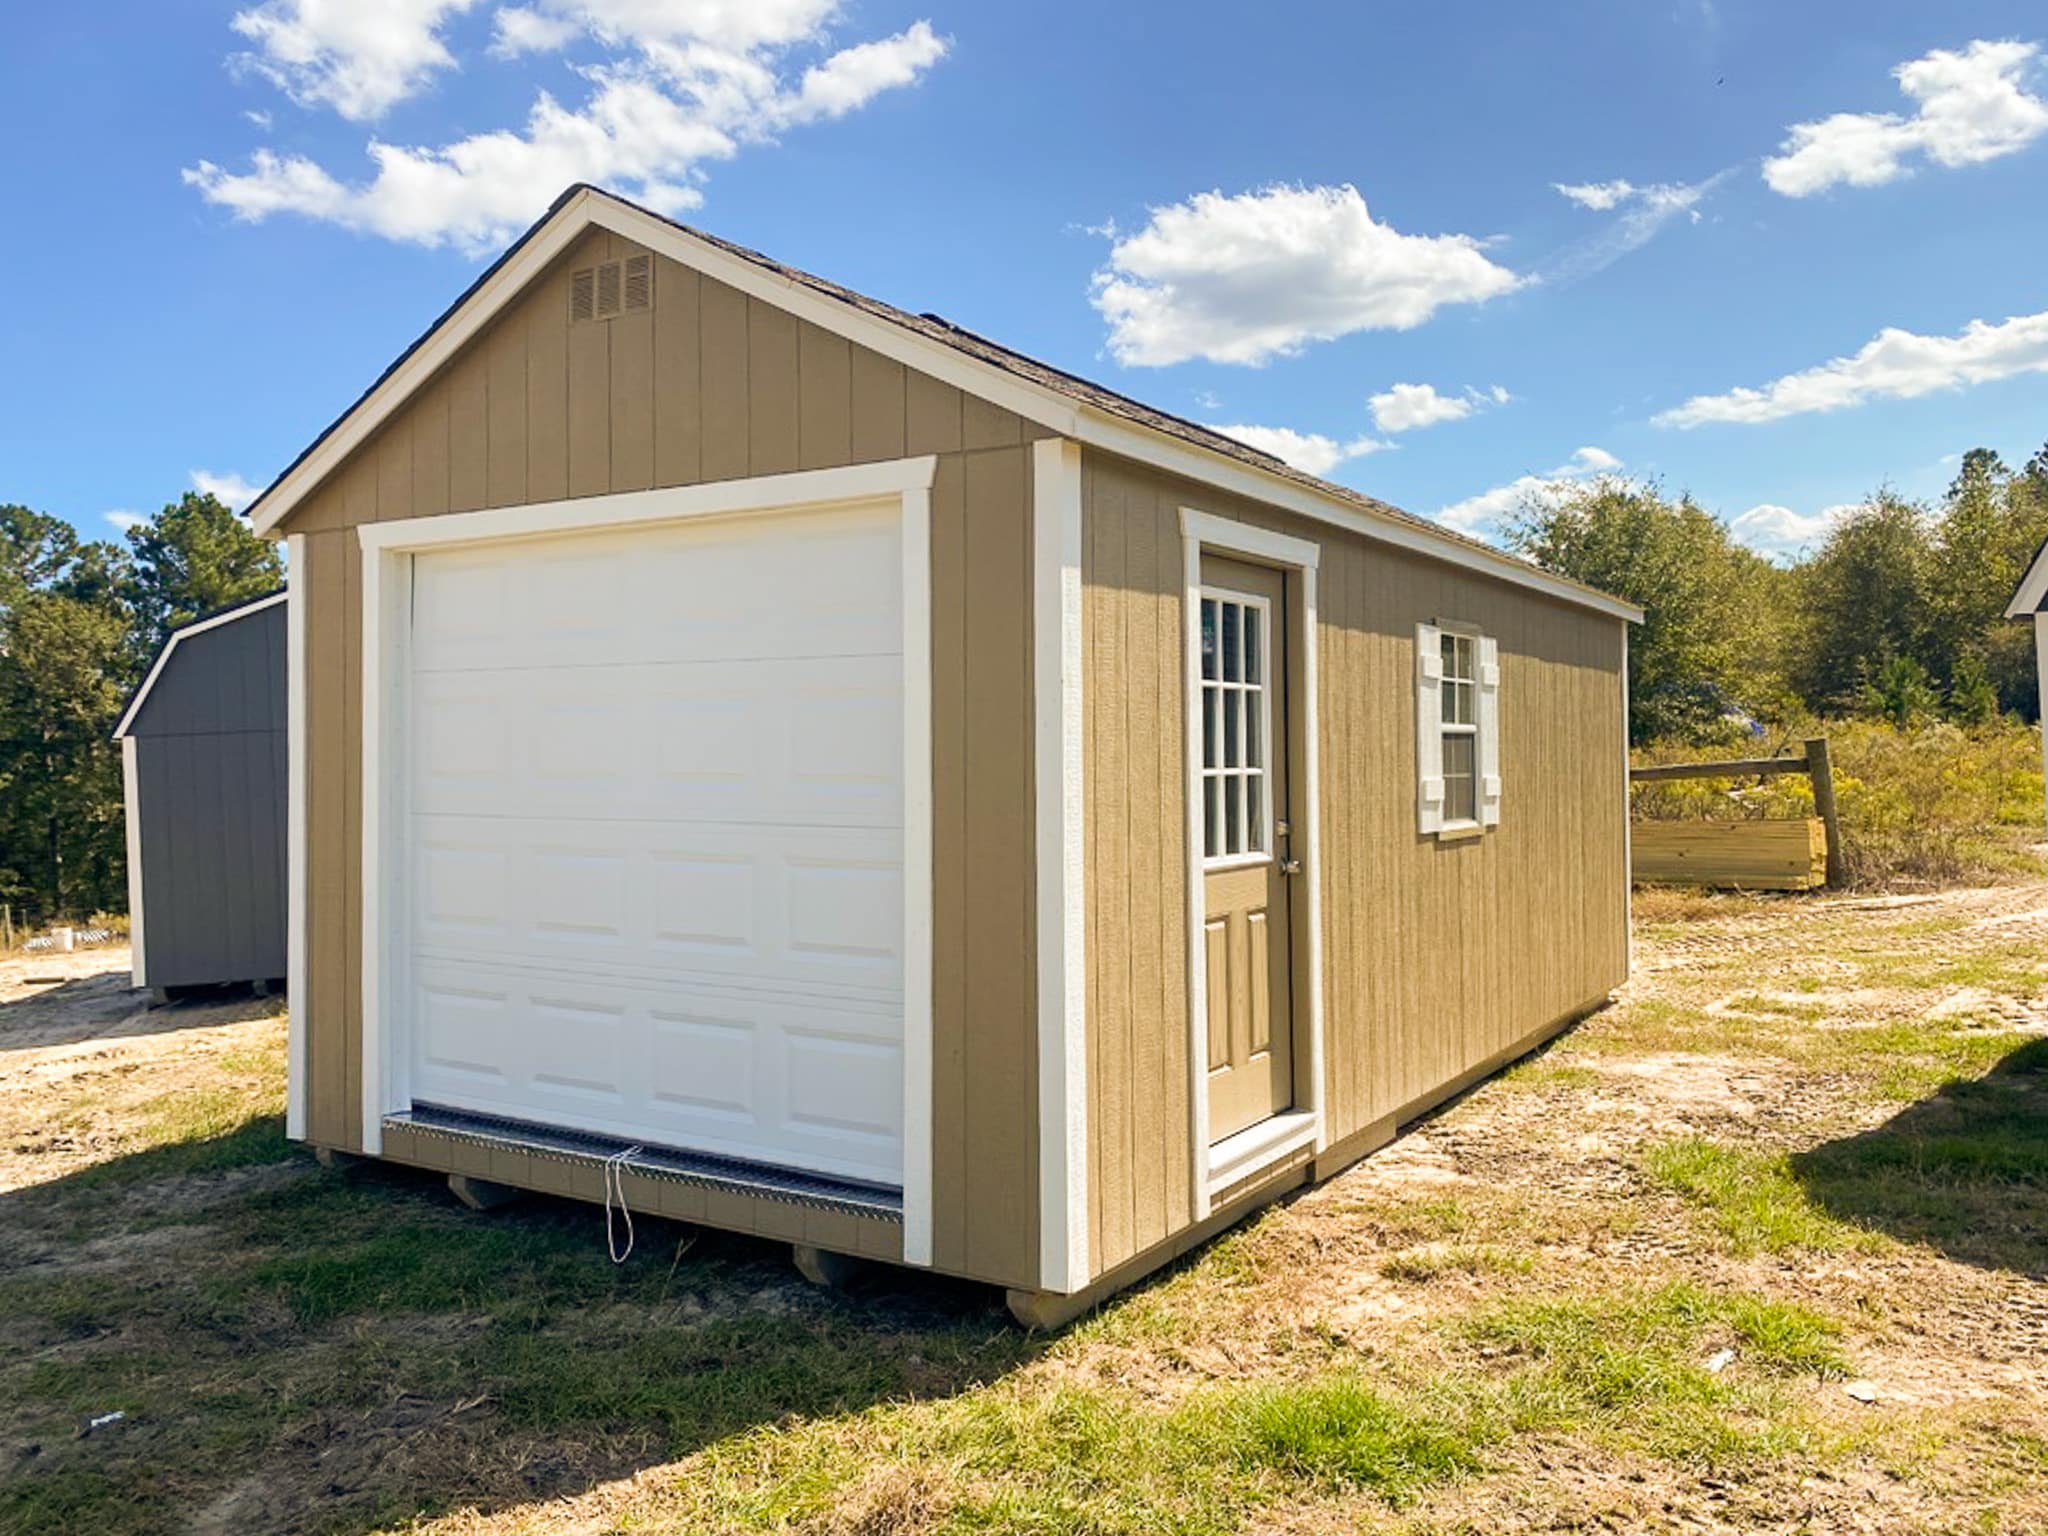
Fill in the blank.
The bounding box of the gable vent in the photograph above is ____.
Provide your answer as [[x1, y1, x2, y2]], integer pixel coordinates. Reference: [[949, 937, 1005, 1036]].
[[570, 254, 655, 324], [623, 252, 652, 311]]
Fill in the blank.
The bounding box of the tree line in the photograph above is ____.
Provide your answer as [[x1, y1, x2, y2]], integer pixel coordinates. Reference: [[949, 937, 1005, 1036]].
[[1512, 444, 2048, 745], [0, 494, 282, 925]]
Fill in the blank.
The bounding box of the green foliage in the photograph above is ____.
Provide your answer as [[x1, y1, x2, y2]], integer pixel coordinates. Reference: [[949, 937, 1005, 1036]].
[[1508, 481, 1789, 743], [121, 491, 284, 659], [1633, 717, 2043, 887], [0, 492, 278, 924]]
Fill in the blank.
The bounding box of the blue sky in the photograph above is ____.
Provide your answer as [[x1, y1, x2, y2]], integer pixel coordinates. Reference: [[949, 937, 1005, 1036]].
[[5, 1, 2047, 560]]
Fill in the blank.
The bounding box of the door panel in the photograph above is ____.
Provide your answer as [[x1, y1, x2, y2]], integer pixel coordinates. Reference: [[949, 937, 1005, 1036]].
[[1198, 555, 1296, 1144]]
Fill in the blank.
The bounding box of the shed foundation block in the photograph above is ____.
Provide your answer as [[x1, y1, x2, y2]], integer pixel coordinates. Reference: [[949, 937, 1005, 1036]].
[[792, 1244, 865, 1289], [448, 1173, 526, 1211]]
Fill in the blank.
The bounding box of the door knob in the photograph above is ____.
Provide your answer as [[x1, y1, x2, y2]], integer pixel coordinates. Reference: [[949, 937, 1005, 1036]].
[[1278, 858, 1302, 876]]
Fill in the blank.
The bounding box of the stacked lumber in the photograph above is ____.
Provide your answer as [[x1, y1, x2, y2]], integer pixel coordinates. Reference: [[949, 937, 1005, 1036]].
[[1631, 819, 1827, 891]]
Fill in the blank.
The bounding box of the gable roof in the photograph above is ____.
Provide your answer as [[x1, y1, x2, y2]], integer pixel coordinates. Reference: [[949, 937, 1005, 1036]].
[[2007, 534, 2048, 618], [245, 185, 1641, 624], [113, 589, 287, 741]]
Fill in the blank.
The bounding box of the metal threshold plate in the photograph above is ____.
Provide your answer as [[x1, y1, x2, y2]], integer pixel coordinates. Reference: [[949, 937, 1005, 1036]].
[[387, 1103, 904, 1222]]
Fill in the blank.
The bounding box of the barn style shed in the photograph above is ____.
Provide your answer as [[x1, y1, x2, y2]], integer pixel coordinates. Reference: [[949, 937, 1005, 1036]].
[[115, 591, 288, 994], [254, 184, 1639, 1323]]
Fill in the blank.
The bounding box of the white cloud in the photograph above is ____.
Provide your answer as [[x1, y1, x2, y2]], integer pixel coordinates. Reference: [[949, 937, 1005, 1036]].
[[1541, 173, 1725, 282], [191, 469, 263, 511], [189, 7, 948, 253], [1091, 184, 1524, 367], [243, 108, 274, 129], [1763, 39, 2048, 197], [230, 0, 482, 122], [1367, 381, 1511, 433], [104, 510, 147, 533], [1435, 447, 1623, 541], [1654, 305, 2048, 428], [1553, 179, 1638, 211], [1727, 501, 1860, 560], [1207, 424, 1389, 477]]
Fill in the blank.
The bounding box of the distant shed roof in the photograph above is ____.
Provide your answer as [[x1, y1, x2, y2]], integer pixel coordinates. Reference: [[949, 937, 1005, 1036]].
[[113, 589, 287, 741]]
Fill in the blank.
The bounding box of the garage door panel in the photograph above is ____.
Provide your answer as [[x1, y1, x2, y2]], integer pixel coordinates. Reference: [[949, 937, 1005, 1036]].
[[411, 658, 900, 827], [409, 505, 901, 675], [410, 815, 901, 993], [402, 501, 906, 1188], [407, 958, 902, 1182]]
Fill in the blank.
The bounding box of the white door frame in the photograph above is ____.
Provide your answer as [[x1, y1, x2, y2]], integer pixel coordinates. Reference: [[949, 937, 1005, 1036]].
[[354, 456, 939, 1265], [1178, 508, 1326, 1217]]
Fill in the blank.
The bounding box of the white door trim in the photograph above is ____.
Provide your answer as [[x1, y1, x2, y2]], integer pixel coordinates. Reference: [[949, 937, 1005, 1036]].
[[356, 457, 939, 1265], [1032, 438, 1088, 1294], [286, 535, 309, 1141], [121, 736, 146, 990], [1178, 508, 1325, 1218]]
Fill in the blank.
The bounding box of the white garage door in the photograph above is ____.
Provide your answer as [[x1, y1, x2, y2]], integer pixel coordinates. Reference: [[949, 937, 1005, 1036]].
[[401, 502, 906, 1186]]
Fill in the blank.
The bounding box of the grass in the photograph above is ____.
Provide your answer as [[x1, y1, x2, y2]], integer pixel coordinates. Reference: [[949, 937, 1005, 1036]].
[[1645, 1137, 1880, 1256], [6, 889, 2048, 1534]]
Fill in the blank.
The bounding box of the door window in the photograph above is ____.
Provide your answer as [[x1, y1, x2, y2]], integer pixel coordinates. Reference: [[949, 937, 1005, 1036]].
[[1199, 591, 1274, 863]]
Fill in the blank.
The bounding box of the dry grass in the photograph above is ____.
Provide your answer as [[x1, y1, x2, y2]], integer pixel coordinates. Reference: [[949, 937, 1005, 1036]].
[[3, 890, 2047, 1534]]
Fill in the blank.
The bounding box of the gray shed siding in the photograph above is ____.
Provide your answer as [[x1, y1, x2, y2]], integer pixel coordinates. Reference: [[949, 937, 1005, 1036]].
[[127, 602, 288, 988]]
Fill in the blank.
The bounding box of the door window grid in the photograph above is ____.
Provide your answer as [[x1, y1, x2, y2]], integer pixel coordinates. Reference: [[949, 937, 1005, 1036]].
[[1439, 631, 1478, 825], [1199, 590, 1273, 864]]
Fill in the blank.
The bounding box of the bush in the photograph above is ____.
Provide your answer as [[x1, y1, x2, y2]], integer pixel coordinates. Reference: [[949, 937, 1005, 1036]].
[[1632, 719, 2044, 889]]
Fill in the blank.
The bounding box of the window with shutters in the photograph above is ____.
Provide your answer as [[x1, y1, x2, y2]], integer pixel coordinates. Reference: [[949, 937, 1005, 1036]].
[[1415, 620, 1501, 837]]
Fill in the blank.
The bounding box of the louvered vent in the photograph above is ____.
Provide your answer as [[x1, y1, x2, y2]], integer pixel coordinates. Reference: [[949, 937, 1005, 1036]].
[[570, 255, 654, 323], [623, 253, 652, 311]]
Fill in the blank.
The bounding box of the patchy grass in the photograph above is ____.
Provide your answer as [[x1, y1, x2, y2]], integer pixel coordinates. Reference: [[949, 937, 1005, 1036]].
[[1644, 1137, 1882, 1256], [4, 897, 2048, 1535]]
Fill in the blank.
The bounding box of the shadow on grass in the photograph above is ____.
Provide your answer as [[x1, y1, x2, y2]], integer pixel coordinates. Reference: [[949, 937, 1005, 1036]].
[[1791, 1037, 2048, 1277], [0, 971, 284, 1056], [0, 1124, 1039, 1536]]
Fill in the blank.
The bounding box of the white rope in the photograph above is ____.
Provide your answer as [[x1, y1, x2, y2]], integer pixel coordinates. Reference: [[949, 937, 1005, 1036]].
[[603, 1144, 645, 1264]]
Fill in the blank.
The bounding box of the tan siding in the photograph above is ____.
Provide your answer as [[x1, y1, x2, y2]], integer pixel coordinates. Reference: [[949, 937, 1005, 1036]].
[[1080, 447, 1629, 1281], [278, 237, 1053, 1286]]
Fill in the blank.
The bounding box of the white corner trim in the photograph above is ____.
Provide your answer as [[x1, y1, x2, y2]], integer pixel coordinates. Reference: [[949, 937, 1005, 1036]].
[[1032, 437, 1088, 1293], [249, 188, 1637, 627], [1621, 627, 1634, 982], [2035, 614, 2048, 837], [353, 458, 940, 1253], [898, 480, 936, 1268], [1178, 507, 1326, 1221], [121, 736, 146, 990], [286, 536, 308, 1141], [112, 591, 290, 741]]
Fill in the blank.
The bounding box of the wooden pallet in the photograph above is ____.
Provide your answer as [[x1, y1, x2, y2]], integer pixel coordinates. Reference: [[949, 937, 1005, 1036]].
[[1631, 819, 1828, 891]]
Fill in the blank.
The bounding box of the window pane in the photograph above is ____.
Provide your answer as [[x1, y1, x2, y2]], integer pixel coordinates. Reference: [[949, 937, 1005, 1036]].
[[1225, 770, 1242, 852], [1246, 690, 1262, 769], [1225, 685, 1241, 766], [1201, 600, 1218, 681], [1203, 684, 1218, 769], [1441, 631, 1459, 679], [1248, 773, 1264, 852], [1443, 733, 1477, 823], [1222, 602, 1241, 682], [1244, 605, 1261, 685], [1204, 775, 1221, 858], [1441, 678, 1458, 724], [1443, 678, 1474, 726]]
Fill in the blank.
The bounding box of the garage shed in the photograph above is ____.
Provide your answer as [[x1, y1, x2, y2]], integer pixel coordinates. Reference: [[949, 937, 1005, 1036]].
[[254, 185, 1640, 1323], [115, 590, 288, 993]]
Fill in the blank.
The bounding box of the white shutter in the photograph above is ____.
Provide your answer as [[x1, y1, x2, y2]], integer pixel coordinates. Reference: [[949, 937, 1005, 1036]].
[[1477, 634, 1502, 827], [1416, 623, 1444, 835]]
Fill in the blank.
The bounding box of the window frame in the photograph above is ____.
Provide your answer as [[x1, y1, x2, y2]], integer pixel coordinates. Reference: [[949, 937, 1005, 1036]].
[[1437, 625, 1481, 832], [1197, 584, 1277, 871]]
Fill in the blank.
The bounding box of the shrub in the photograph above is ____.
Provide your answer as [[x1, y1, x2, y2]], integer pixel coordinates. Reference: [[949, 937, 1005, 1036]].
[[1631, 718, 2044, 888]]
